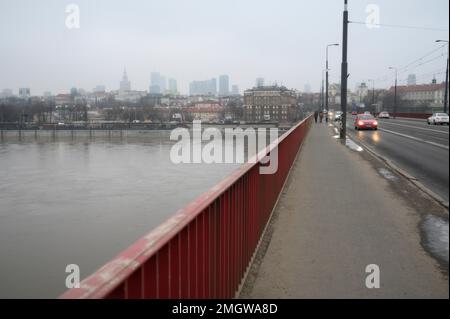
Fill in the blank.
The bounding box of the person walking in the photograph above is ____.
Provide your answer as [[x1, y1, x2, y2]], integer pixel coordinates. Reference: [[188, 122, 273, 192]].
[[319, 111, 324, 123], [314, 111, 319, 123]]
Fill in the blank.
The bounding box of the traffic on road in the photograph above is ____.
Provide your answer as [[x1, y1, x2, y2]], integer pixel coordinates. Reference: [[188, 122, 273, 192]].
[[336, 112, 449, 202]]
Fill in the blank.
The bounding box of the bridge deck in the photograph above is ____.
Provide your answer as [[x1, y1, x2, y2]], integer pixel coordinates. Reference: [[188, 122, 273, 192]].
[[240, 123, 448, 299]]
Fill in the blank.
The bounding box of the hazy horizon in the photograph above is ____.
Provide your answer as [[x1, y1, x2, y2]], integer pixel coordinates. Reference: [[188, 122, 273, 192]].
[[0, 0, 448, 95]]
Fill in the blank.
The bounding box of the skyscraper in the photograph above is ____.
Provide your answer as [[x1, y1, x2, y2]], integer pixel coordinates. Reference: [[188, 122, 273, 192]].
[[94, 85, 106, 93], [168, 78, 178, 95], [256, 77, 265, 88], [219, 75, 229, 96], [304, 84, 312, 93], [1, 88, 14, 98], [407, 74, 417, 86], [231, 85, 239, 95], [189, 79, 217, 96], [160, 76, 167, 93], [150, 72, 161, 94], [19, 88, 30, 99], [120, 68, 131, 92]]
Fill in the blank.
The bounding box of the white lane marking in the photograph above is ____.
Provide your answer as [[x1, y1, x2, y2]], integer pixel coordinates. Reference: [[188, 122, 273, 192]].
[[379, 128, 450, 150], [380, 121, 449, 134]]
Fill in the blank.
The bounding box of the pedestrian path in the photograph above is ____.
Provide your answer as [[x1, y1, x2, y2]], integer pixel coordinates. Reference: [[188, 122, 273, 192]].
[[242, 123, 448, 299]]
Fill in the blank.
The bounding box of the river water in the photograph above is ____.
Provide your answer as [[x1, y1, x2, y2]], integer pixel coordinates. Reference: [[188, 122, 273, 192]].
[[0, 130, 256, 298]]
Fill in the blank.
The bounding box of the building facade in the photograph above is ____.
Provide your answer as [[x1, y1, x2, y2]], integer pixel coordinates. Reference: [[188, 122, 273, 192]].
[[391, 82, 446, 107], [244, 86, 298, 123]]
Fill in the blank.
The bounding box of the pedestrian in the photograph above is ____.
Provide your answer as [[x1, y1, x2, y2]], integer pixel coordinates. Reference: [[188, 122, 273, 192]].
[[319, 111, 324, 123], [314, 111, 319, 123]]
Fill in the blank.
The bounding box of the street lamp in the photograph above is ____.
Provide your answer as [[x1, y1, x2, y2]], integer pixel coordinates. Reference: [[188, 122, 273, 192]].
[[340, 0, 349, 140], [326, 43, 340, 112], [321, 69, 330, 111], [368, 79, 375, 112], [389, 67, 398, 119], [436, 40, 449, 113]]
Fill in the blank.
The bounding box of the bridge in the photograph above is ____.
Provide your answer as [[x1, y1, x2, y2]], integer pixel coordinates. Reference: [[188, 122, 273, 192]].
[[61, 114, 449, 299]]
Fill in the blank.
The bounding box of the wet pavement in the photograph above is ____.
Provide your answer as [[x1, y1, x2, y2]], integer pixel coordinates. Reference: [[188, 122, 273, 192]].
[[241, 122, 449, 299]]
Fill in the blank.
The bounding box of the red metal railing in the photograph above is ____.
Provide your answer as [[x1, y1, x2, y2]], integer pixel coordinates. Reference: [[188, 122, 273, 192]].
[[60, 116, 312, 299]]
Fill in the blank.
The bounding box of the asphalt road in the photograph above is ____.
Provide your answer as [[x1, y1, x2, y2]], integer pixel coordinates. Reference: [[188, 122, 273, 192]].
[[346, 116, 449, 202]]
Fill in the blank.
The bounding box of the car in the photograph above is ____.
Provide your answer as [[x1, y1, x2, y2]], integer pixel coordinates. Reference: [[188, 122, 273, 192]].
[[378, 111, 390, 119], [354, 114, 378, 130], [351, 111, 358, 116], [334, 111, 343, 121], [427, 113, 449, 125]]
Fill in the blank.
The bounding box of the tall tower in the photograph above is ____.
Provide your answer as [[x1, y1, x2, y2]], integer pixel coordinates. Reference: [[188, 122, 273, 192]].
[[219, 75, 229, 96], [120, 68, 131, 92]]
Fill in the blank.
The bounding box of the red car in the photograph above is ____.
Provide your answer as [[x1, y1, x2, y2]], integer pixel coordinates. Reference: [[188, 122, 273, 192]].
[[354, 114, 378, 130], [351, 111, 358, 116]]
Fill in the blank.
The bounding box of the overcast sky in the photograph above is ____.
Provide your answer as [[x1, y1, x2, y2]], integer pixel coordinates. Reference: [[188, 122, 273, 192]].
[[0, 0, 448, 95]]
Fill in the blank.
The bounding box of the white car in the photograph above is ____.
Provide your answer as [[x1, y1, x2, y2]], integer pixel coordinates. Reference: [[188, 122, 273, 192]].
[[427, 113, 449, 125], [378, 112, 390, 119]]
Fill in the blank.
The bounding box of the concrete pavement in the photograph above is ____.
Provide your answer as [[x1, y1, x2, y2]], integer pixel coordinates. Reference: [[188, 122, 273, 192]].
[[240, 122, 448, 299]]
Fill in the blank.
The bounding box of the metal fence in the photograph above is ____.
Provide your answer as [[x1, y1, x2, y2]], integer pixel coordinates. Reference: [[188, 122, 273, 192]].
[[60, 115, 312, 299]]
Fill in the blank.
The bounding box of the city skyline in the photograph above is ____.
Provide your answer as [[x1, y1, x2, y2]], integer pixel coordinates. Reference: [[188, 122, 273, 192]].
[[0, 0, 448, 96]]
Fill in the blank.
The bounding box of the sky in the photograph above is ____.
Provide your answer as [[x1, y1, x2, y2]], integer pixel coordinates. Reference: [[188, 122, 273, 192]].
[[0, 0, 448, 95]]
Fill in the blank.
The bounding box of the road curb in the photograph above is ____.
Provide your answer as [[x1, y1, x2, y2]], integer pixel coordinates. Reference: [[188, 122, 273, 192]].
[[350, 132, 449, 211]]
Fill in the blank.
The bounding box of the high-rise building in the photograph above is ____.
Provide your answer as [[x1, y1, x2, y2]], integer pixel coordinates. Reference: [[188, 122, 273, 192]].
[[1, 88, 14, 98], [256, 77, 265, 88], [19, 88, 30, 99], [168, 78, 178, 95], [150, 72, 167, 94], [189, 79, 217, 96], [160, 76, 167, 93], [70, 87, 79, 96], [219, 75, 229, 96], [150, 72, 162, 94], [120, 68, 131, 92], [407, 74, 417, 86], [304, 84, 312, 93], [94, 85, 106, 93], [231, 85, 239, 95]]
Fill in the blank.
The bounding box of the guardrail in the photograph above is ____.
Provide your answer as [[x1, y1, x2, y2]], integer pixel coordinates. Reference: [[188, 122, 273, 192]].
[[60, 115, 313, 299]]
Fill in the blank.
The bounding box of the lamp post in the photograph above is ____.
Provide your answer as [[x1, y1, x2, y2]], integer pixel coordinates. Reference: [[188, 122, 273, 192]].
[[436, 40, 449, 113], [389, 67, 398, 119], [321, 69, 325, 111], [340, 0, 349, 139], [368, 79, 375, 112], [326, 43, 339, 112]]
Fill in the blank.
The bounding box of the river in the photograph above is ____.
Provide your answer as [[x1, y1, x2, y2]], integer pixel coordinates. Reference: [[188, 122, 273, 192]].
[[0, 130, 255, 298]]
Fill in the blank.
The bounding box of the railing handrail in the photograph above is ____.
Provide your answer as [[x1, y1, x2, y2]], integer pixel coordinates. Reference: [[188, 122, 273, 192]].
[[60, 115, 312, 299]]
